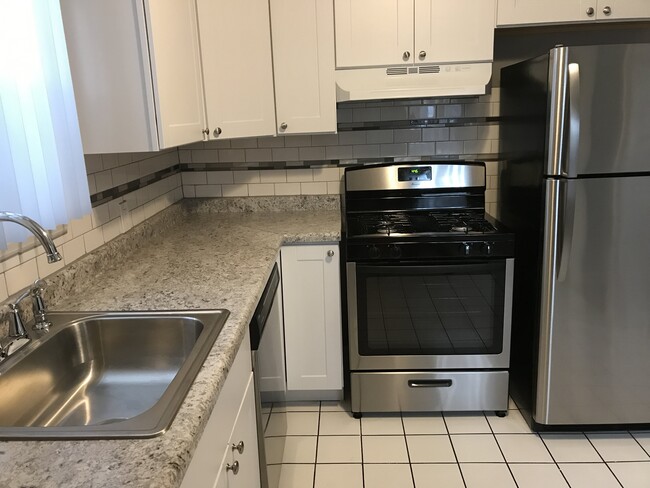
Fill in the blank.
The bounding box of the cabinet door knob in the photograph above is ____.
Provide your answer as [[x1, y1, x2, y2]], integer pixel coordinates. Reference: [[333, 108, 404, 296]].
[[226, 460, 239, 475], [213, 127, 222, 137], [419, 50, 426, 59], [202, 128, 209, 136], [602, 5, 611, 15], [327, 250, 335, 257], [232, 441, 245, 454], [586, 6, 594, 16], [280, 122, 288, 130], [403, 51, 411, 61]]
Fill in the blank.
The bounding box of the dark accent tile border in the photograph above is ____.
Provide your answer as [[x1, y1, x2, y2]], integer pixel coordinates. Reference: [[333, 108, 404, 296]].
[[337, 117, 500, 131], [179, 154, 501, 172], [90, 164, 181, 207]]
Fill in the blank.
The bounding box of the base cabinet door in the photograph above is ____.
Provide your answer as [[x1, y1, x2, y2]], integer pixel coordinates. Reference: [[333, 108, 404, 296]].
[[181, 332, 259, 488], [281, 244, 343, 392]]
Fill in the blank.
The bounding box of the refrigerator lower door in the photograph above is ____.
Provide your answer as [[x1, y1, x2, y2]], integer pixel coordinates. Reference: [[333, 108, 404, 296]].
[[537, 176, 650, 426]]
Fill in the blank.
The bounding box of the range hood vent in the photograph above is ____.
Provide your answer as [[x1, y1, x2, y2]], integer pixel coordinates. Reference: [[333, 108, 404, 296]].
[[336, 62, 492, 102]]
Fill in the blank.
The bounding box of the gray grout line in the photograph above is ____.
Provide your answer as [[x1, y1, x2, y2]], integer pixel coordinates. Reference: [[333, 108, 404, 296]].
[[399, 412, 417, 488], [486, 410, 520, 488], [583, 433, 625, 488]]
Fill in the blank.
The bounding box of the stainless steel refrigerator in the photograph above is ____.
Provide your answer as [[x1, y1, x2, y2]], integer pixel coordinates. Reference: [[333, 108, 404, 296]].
[[499, 43, 650, 430]]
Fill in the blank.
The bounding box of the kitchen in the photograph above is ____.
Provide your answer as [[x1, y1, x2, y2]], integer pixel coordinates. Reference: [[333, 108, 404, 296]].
[[0, 1, 649, 487]]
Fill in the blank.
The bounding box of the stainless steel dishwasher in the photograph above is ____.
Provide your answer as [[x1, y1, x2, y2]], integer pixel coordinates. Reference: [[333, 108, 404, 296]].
[[250, 261, 287, 488]]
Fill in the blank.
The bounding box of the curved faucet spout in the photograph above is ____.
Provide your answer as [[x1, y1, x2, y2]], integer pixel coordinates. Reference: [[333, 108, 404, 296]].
[[0, 212, 62, 263]]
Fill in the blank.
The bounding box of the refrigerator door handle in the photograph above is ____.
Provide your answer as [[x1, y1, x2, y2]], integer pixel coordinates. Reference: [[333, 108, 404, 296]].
[[566, 63, 581, 178], [556, 180, 576, 283], [546, 47, 568, 177]]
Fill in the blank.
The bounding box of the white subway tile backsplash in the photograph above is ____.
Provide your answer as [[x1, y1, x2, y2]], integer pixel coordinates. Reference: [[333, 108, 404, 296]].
[[366, 130, 393, 144], [299, 146, 327, 161], [287, 169, 313, 183], [259, 170, 287, 183], [191, 149, 219, 163], [336, 108, 353, 123], [353, 144, 381, 158], [285, 135, 312, 147], [87, 174, 97, 195], [195, 185, 223, 198], [233, 170, 260, 184], [62, 236, 86, 265], [272, 147, 300, 161], [207, 171, 234, 185], [465, 103, 492, 117], [436, 141, 464, 155], [450, 126, 478, 141], [352, 107, 380, 122], [70, 215, 93, 239], [380, 106, 408, 121], [463, 139, 492, 154], [301, 182, 328, 195], [395, 129, 422, 143], [325, 145, 354, 160], [102, 219, 122, 243], [92, 205, 111, 228], [422, 128, 450, 142], [222, 184, 249, 197], [95, 170, 113, 192], [182, 172, 207, 185], [248, 183, 275, 196], [409, 105, 436, 119], [313, 168, 340, 182], [380, 143, 408, 157], [245, 148, 273, 162], [257, 136, 285, 148], [0, 274, 8, 302], [327, 181, 342, 194], [311, 134, 339, 146], [204, 139, 231, 149], [183, 185, 196, 198], [338, 131, 367, 145], [217, 149, 246, 163], [478, 125, 499, 140], [274, 182, 301, 195], [407, 142, 437, 156], [100, 153, 120, 170], [6, 258, 38, 295], [230, 138, 258, 149], [485, 161, 499, 176]]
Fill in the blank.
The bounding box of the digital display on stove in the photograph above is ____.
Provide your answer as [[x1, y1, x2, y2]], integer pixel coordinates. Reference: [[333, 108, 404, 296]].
[[398, 166, 432, 182]]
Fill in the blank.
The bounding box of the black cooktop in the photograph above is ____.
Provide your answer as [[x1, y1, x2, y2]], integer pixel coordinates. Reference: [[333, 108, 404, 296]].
[[346, 210, 498, 238]]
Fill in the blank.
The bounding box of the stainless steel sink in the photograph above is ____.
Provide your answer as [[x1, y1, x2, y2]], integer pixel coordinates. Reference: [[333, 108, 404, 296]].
[[0, 310, 229, 439]]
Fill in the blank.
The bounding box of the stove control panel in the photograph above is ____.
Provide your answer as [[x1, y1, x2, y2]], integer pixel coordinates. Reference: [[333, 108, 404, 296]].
[[398, 166, 432, 182], [348, 239, 515, 261]]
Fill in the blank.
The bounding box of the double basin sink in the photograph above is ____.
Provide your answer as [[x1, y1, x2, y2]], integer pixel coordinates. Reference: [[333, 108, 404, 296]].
[[0, 310, 229, 439]]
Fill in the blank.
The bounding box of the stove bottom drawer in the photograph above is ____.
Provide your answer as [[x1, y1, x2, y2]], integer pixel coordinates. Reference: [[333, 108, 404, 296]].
[[351, 370, 508, 413]]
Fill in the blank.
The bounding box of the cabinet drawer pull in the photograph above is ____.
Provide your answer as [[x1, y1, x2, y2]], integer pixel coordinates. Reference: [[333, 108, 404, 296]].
[[408, 379, 453, 388], [403, 51, 411, 61], [327, 250, 335, 257], [586, 7, 594, 16], [226, 460, 239, 475], [418, 50, 426, 59], [213, 127, 222, 137], [232, 440, 245, 454]]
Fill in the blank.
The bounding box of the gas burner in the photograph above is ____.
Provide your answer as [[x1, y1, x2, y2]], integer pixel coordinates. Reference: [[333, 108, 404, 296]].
[[451, 224, 470, 233]]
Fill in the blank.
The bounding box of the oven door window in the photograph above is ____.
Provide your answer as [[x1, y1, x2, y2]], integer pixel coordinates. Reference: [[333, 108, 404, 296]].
[[356, 263, 506, 356]]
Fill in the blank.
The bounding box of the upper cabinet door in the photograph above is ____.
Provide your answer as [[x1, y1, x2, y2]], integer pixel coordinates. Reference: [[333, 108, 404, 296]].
[[144, 0, 206, 149], [596, 0, 650, 20], [415, 0, 496, 64], [497, 0, 595, 26], [196, 0, 277, 140], [271, 0, 337, 134], [334, 0, 415, 68]]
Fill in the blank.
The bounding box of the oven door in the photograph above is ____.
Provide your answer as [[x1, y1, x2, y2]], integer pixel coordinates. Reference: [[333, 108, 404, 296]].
[[347, 259, 514, 370]]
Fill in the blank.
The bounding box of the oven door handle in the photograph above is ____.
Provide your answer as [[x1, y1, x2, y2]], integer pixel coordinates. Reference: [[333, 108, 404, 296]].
[[407, 379, 453, 388]]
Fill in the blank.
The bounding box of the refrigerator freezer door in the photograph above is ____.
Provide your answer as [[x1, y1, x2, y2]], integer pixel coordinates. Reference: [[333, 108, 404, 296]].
[[547, 44, 650, 177], [536, 176, 650, 425]]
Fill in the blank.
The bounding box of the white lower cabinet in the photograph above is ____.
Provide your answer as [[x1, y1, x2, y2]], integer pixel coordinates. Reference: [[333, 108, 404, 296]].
[[281, 244, 343, 394], [181, 331, 260, 488]]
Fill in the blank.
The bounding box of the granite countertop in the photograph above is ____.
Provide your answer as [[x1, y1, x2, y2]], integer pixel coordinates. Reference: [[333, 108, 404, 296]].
[[0, 200, 341, 488]]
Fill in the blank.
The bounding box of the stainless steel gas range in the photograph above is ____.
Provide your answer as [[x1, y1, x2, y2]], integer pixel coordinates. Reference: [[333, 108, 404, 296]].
[[343, 162, 515, 417]]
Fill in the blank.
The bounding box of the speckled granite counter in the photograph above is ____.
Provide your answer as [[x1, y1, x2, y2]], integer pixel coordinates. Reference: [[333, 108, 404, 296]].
[[0, 199, 341, 488]]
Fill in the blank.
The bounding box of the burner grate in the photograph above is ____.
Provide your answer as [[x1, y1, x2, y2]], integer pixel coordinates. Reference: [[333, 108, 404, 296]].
[[347, 211, 496, 237]]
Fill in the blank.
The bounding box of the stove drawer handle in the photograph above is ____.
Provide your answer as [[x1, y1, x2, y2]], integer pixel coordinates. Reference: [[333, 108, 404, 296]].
[[408, 379, 453, 388]]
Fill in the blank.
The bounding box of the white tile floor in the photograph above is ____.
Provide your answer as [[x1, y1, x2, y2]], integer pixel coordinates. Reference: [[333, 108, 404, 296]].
[[262, 399, 650, 488]]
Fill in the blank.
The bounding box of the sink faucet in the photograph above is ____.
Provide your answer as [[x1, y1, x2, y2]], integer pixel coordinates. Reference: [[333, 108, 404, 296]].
[[0, 211, 62, 263], [0, 212, 61, 360]]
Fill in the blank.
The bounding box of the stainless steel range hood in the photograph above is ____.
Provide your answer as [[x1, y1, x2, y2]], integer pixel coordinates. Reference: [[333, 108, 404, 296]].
[[335, 62, 492, 102]]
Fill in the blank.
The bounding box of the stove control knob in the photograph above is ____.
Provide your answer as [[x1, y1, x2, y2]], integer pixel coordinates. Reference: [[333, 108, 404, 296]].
[[389, 245, 402, 258], [463, 242, 471, 256], [368, 245, 381, 259], [484, 242, 493, 255]]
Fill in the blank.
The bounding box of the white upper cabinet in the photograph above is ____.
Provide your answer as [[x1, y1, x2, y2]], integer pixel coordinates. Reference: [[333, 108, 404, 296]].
[[196, 0, 277, 140], [497, 0, 650, 27], [415, 0, 496, 64], [335, 0, 496, 68], [61, 0, 206, 153], [270, 0, 337, 134], [334, 0, 414, 68]]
